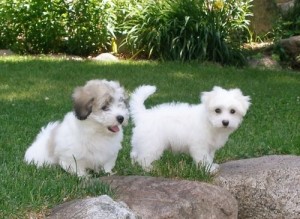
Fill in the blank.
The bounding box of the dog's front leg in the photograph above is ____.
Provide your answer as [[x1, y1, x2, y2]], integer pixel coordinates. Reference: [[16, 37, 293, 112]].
[[102, 156, 118, 175], [189, 147, 219, 174], [59, 160, 88, 177], [208, 149, 220, 174]]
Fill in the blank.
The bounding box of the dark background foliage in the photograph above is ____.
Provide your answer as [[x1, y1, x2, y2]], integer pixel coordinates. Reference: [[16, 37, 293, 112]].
[[1, 0, 299, 66]]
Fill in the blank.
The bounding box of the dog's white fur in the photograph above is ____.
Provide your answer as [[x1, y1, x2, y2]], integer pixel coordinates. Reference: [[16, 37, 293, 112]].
[[130, 85, 250, 173], [24, 79, 128, 177]]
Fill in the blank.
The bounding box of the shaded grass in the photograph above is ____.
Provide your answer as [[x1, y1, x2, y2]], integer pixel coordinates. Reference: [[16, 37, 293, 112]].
[[0, 56, 299, 217]]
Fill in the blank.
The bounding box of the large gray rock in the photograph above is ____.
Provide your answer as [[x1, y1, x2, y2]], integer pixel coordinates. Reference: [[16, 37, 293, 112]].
[[276, 0, 296, 13], [100, 175, 238, 219], [280, 35, 300, 57], [214, 155, 300, 219], [48, 195, 139, 219], [278, 35, 300, 69]]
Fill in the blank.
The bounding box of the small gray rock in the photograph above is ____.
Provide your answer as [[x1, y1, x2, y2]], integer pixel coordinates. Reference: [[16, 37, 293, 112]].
[[48, 195, 139, 219], [248, 55, 281, 70], [0, 49, 14, 56], [92, 53, 119, 62]]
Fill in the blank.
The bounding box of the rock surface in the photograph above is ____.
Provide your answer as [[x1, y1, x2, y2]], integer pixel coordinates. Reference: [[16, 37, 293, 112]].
[[92, 53, 119, 62], [48, 195, 139, 219], [0, 49, 14, 56], [280, 35, 300, 68], [214, 155, 300, 219], [100, 175, 238, 219], [276, 0, 296, 13], [248, 55, 281, 70], [280, 35, 300, 58]]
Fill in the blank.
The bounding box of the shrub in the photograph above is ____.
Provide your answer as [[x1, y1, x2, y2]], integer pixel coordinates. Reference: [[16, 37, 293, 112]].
[[271, 0, 300, 69], [120, 0, 253, 65], [0, 0, 116, 55], [0, 0, 253, 63], [63, 0, 116, 56], [0, 0, 66, 53], [273, 0, 300, 39]]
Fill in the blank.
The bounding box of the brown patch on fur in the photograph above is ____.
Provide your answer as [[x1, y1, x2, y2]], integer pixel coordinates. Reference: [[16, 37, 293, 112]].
[[72, 80, 116, 120], [72, 87, 94, 120]]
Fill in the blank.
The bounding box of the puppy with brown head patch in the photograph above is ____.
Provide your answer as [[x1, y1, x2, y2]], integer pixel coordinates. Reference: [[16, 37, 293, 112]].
[[24, 79, 128, 177]]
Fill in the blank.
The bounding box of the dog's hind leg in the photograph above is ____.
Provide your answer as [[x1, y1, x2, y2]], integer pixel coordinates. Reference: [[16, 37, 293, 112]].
[[189, 146, 219, 173], [131, 142, 165, 171]]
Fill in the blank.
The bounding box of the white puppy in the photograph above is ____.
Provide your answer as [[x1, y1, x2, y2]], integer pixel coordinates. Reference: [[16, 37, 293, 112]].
[[24, 79, 129, 177], [130, 85, 250, 173]]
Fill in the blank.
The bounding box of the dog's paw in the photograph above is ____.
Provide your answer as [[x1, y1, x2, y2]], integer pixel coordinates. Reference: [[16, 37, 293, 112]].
[[76, 172, 90, 178], [209, 163, 220, 174], [143, 165, 153, 172], [107, 171, 117, 176]]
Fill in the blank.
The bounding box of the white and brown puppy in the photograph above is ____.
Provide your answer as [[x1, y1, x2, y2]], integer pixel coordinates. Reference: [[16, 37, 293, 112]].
[[25, 79, 128, 177]]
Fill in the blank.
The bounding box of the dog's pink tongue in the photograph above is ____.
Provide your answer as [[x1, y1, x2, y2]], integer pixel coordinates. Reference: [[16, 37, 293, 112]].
[[108, 125, 120, 133]]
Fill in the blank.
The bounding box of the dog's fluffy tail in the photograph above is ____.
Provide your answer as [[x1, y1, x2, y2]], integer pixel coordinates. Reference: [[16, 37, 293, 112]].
[[130, 85, 156, 117], [24, 122, 59, 167]]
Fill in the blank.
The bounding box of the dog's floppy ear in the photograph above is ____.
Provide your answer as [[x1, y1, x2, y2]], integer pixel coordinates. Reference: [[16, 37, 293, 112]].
[[201, 86, 223, 104], [200, 91, 210, 104], [230, 88, 251, 116], [72, 87, 94, 120]]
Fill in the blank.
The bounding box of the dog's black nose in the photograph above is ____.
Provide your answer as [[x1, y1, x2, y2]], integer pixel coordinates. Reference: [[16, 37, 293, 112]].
[[222, 120, 229, 127], [117, 115, 124, 124]]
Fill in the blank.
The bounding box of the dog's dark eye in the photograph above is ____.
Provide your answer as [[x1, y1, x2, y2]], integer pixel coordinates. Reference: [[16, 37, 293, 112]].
[[101, 105, 109, 111], [230, 109, 236, 114], [215, 108, 221, 114]]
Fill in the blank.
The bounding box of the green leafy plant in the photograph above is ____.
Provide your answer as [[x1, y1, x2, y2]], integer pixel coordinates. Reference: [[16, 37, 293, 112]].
[[270, 0, 300, 69], [64, 0, 117, 56], [273, 0, 300, 40], [120, 0, 253, 65], [0, 0, 117, 55], [0, 0, 67, 53]]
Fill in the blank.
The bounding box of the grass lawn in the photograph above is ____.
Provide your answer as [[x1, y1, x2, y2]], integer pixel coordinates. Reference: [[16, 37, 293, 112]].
[[1, 56, 299, 217]]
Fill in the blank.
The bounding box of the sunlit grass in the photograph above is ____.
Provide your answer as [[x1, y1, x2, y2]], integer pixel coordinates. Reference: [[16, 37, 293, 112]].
[[0, 56, 299, 217]]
